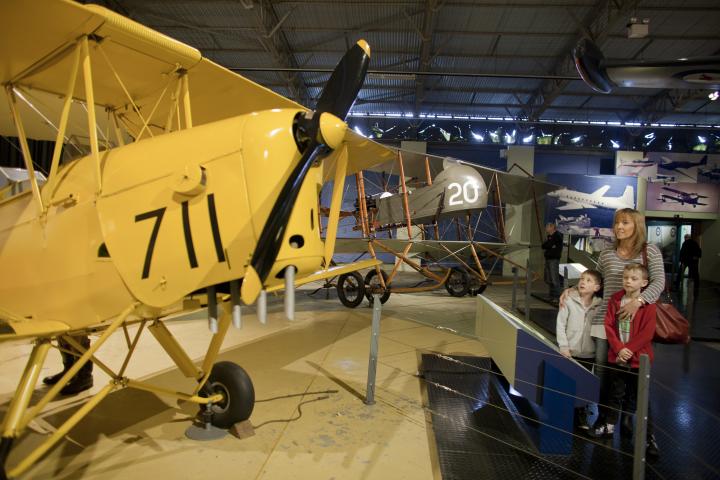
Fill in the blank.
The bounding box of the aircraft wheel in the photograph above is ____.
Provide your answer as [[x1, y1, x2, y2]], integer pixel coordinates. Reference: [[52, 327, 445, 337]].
[[444, 268, 469, 297], [469, 283, 488, 296], [364, 270, 391, 305], [205, 361, 255, 429], [337, 271, 365, 308]]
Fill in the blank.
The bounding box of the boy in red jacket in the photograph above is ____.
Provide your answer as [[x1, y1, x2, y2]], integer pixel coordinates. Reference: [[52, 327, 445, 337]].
[[592, 263, 659, 457]]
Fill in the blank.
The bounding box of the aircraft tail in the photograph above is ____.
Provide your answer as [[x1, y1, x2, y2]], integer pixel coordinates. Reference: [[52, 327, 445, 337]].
[[620, 186, 635, 208]]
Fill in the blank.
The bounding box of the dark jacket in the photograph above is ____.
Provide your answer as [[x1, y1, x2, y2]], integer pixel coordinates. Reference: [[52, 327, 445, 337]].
[[679, 238, 701, 264], [604, 290, 656, 367], [542, 230, 563, 259]]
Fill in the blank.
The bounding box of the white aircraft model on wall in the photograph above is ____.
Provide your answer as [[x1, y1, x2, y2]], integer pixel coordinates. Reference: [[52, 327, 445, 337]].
[[549, 185, 635, 210]]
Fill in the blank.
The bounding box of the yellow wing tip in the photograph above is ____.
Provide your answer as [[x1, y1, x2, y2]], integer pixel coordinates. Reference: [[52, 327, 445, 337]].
[[356, 39, 371, 57]]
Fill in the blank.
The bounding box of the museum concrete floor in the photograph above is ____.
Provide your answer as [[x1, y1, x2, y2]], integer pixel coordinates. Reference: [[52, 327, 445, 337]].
[[1, 276, 718, 479]]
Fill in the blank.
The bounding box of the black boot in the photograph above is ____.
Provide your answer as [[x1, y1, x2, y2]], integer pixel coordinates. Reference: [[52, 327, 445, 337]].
[[44, 337, 94, 395], [42, 347, 75, 385], [60, 371, 93, 395], [60, 342, 93, 395]]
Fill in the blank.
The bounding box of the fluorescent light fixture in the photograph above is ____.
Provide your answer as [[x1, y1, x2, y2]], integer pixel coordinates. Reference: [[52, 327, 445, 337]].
[[386, 113, 401, 117], [571, 136, 583, 144], [625, 122, 642, 126], [709, 91, 719, 101], [610, 140, 620, 148], [607, 121, 622, 125], [698, 136, 706, 143], [471, 130, 484, 141], [404, 113, 414, 118], [437, 115, 452, 119]]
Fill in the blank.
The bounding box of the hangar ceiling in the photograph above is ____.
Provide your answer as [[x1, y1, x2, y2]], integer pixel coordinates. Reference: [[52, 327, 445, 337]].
[[87, 0, 720, 127]]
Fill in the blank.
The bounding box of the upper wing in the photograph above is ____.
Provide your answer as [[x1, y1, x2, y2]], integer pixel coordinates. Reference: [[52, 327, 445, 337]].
[[0, 0, 395, 175], [0, 0, 303, 141]]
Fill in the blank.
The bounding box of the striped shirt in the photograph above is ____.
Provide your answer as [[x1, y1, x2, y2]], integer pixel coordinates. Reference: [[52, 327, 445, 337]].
[[591, 243, 666, 338]]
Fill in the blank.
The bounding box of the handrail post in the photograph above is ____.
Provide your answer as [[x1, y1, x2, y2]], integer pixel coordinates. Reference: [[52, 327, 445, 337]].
[[633, 353, 651, 480], [525, 258, 531, 323], [365, 294, 382, 405]]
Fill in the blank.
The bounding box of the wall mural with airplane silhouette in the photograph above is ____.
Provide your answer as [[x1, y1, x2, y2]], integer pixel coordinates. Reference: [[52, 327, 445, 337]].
[[545, 174, 638, 234], [647, 182, 719, 213]]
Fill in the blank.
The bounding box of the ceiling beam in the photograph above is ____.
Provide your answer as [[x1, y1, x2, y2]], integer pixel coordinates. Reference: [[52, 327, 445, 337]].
[[148, 24, 720, 43], [244, 0, 311, 105], [414, 0, 442, 116], [520, 0, 641, 121]]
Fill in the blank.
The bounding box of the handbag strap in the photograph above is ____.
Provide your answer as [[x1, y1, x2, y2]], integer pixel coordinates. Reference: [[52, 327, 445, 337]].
[[641, 243, 648, 267]]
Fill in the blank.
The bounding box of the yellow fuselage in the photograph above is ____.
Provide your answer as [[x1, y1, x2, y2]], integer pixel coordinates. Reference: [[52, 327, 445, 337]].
[[0, 109, 324, 329]]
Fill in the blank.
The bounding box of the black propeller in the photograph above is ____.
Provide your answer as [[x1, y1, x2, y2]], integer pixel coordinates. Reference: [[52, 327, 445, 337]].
[[241, 40, 371, 303]]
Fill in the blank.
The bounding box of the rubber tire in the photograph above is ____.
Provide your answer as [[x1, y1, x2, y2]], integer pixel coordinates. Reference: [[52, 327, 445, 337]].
[[444, 268, 469, 297], [337, 271, 365, 308], [468, 283, 488, 296], [364, 270, 391, 305], [205, 361, 255, 429]]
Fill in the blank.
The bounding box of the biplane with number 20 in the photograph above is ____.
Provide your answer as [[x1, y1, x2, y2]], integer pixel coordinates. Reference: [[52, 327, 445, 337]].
[[0, 0, 396, 477]]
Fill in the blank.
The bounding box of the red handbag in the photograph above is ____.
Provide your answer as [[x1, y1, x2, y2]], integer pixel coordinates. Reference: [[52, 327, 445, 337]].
[[642, 245, 691, 344]]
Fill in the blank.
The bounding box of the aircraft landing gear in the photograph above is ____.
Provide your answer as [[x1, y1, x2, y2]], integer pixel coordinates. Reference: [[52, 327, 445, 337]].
[[364, 270, 391, 305], [337, 271, 365, 308], [202, 361, 255, 429], [444, 268, 469, 297]]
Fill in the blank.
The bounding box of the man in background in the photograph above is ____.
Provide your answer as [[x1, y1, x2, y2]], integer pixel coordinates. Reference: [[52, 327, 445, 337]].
[[542, 222, 564, 302], [678, 233, 702, 294]]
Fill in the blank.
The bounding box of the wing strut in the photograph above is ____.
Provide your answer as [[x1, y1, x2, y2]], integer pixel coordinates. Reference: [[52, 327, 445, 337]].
[[3, 86, 44, 214], [80, 36, 101, 193], [323, 145, 349, 268]]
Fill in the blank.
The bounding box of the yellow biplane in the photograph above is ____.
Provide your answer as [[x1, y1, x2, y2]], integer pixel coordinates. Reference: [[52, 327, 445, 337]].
[[0, 0, 395, 477]]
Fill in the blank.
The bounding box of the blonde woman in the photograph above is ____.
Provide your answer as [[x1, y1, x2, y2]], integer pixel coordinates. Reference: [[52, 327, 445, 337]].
[[560, 209, 665, 448]]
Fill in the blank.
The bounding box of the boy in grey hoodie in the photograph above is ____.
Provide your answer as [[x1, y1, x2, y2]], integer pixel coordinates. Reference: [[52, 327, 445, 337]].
[[556, 269, 603, 429]]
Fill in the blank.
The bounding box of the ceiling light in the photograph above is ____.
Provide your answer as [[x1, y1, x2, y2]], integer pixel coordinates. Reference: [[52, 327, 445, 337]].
[[709, 91, 719, 101], [471, 131, 484, 141]]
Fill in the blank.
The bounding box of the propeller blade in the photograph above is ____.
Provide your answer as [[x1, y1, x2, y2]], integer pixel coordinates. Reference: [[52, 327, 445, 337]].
[[573, 38, 613, 94], [241, 40, 371, 304], [316, 40, 371, 120]]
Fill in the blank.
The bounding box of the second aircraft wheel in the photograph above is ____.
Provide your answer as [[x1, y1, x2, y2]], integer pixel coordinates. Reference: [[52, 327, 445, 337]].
[[364, 270, 391, 305], [204, 361, 255, 429], [444, 268, 470, 297], [337, 271, 365, 308]]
